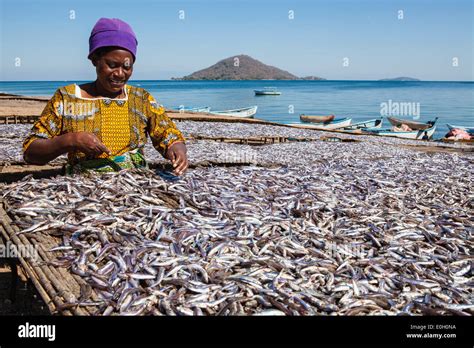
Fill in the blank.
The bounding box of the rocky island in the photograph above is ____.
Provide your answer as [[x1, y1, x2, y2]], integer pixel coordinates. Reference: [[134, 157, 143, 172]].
[[172, 55, 325, 80]]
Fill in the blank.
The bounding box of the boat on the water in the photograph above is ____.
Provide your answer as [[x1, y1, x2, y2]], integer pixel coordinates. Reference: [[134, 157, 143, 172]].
[[343, 117, 383, 130], [289, 117, 352, 130], [387, 116, 433, 131], [209, 106, 258, 118], [254, 87, 281, 96], [447, 124, 474, 135], [365, 118, 438, 140], [300, 114, 335, 123], [174, 106, 211, 113]]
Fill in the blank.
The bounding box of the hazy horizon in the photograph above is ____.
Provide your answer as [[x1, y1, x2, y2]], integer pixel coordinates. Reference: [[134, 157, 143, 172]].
[[1, 78, 474, 82]]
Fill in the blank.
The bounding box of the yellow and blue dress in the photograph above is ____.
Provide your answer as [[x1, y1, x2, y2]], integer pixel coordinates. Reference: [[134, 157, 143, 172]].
[[23, 84, 185, 173]]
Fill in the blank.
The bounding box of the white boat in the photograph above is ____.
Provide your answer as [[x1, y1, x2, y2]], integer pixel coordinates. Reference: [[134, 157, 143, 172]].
[[364, 118, 438, 140], [447, 124, 474, 134], [288, 117, 352, 130], [210, 106, 258, 118], [254, 87, 281, 96], [174, 106, 211, 113], [343, 118, 383, 130]]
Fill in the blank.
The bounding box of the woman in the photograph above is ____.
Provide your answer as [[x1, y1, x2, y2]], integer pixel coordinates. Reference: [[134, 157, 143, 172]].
[[23, 18, 188, 175]]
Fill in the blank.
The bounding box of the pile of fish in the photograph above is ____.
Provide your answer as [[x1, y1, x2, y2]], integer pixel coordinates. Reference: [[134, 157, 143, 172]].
[[0, 125, 30, 164], [144, 136, 473, 168], [0, 124, 66, 165], [1, 121, 472, 165], [1, 146, 472, 315]]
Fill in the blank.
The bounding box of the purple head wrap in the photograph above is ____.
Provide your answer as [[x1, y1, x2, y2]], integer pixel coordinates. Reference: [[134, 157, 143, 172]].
[[88, 18, 138, 61]]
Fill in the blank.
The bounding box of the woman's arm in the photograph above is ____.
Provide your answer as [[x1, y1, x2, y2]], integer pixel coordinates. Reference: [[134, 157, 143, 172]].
[[145, 92, 188, 175], [24, 132, 110, 165]]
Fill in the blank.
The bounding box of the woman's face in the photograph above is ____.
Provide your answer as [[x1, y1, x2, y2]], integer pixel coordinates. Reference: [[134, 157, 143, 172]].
[[93, 49, 134, 94]]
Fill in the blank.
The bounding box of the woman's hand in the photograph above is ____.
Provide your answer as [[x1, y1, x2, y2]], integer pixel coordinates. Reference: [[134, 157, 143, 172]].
[[71, 132, 110, 157], [24, 132, 109, 165], [165, 142, 188, 176]]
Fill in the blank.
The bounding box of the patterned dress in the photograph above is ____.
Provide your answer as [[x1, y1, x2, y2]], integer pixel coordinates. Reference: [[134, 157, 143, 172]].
[[23, 84, 185, 173]]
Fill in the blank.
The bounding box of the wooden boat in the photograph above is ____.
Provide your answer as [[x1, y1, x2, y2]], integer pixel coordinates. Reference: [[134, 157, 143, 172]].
[[343, 117, 383, 130], [364, 118, 438, 140], [210, 106, 258, 118], [441, 138, 474, 144], [447, 124, 474, 134], [387, 116, 435, 131], [288, 117, 352, 130], [254, 87, 281, 95], [174, 106, 211, 113], [300, 114, 335, 123]]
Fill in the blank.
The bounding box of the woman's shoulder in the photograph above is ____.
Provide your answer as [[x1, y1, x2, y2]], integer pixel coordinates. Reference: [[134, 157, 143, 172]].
[[127, 85, 161, 105], [127, 84, 149, 98], [127, 86, 164, 113], [38, 84, 76, 105], [50, 84, 77, 98]]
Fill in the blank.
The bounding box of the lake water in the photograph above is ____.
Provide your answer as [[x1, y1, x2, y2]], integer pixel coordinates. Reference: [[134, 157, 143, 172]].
[[1, 80, 473, 138]]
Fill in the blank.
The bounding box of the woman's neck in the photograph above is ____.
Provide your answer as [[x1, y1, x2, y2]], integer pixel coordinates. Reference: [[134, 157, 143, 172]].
[[80, 81, 125, 99]]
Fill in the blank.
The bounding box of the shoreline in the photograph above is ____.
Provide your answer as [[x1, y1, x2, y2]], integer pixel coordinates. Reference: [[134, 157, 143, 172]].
[[1, 93, 473, 152], [2, 79, 474, 83]]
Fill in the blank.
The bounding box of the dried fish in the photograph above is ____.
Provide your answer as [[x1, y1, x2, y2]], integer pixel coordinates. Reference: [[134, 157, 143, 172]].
[[0, 121, 472, 316]]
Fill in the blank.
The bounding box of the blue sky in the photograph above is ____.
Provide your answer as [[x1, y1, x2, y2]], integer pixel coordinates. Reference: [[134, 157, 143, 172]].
[[0, 0, 473, 81]]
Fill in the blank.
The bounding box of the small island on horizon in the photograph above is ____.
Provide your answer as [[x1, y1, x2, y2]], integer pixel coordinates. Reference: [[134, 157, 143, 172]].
[[379, 77, 421, 81], [172, 55, 325, 81]]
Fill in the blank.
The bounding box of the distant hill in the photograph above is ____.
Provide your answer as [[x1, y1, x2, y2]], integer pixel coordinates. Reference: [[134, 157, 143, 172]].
[[300, 76, 325, 80], [173, 55, 324, 80], [379, 77, 420, 81]]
